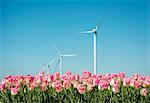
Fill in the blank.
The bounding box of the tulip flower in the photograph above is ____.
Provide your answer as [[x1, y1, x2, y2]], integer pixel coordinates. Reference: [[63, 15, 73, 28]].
[[82, 69, 91, 79], [0, 83, 5, 92], [77, 84, 86, 94], [123, 77, 130, 87], [140, 88, 148, 96], [11, 87, 18, 95], [112, 86, 119, 93], [53, 80, 62, 92], [63, 80, 71, 89]]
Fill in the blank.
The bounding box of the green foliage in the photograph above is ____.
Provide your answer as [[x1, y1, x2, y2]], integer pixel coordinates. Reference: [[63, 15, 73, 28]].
[[0, 85, 150, 103]]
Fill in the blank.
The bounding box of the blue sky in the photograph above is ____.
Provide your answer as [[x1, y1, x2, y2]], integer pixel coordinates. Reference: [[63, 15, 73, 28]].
[[0, 0, 149, 79]]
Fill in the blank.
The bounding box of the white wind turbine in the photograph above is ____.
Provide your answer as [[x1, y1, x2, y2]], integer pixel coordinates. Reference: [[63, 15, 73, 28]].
[[80, 24, 100, 75], [42, 57, 56, 74], [53, 45, 76, 75]]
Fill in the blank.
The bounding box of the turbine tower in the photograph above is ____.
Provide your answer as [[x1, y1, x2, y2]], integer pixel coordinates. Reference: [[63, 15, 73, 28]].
[[80, 24, 99, 75], [53, 45, 76, 75]]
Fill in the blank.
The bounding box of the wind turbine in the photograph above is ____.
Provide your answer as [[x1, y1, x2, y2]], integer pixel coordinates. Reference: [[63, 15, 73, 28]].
[[53, 45, 76, 75], [80, 24, 99, 75], [42, 57, 56, 74]]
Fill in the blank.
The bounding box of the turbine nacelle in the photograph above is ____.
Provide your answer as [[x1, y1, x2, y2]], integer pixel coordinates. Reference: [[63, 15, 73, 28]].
[[80, 24, 99, 35], [92, 29, 97, 34]]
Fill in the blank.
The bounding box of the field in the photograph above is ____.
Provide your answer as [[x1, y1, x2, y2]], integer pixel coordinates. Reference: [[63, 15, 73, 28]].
[[0, 70, 150, 103]]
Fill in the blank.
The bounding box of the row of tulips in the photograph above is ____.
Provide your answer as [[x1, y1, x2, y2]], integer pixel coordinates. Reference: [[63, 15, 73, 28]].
[[0, 70, 150, 103]]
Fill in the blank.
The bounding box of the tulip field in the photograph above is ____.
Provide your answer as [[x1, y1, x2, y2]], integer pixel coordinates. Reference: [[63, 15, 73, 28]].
[[0, 70, 150, 103]]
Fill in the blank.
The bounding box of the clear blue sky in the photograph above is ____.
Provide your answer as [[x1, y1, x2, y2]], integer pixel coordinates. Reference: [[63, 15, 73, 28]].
[[0, 0, 149, 79]]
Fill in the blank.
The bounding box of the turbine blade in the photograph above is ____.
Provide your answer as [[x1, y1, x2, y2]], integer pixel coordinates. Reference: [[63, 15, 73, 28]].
[[55, 59, 60, 70], [61, 54, 77, 57], [49, 57, 56, 65], [53, 44, 61, 56], [41, 63, 47, 66], [79, 31, 93, 34], [95, 24, 100, 31]]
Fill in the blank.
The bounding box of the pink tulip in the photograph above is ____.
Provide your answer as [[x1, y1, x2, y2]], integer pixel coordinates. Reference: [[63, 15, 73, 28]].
[[92, 74, 97, 79], [65, 71, 72, 76], [0, 83, 5, 91], [68, 75, 75, 82], [40, 83, 47, 91], [53, 80, 62, 92], [3, 79, 11, 88], [82, 78, 89, 85], [8, 77, 14, 85], [54, 85, 62, 92], [43, 77, 49, 85], [11, 88, 18, 95], [134, 81, 142, 88], [143, 78, 150, 87], [54, 72, 60, 80], [63, 80, 71, 89], [111, 79, 120, 93], [104, 74, 111, 81], [77, 84, 86, 94], [98, 81, 109, 90], [61, 75, 68, 81], [139, 76, 146, 81], [97, 74, 103, 78], [110, 79, 115, 86], [132, 74, 139, 80], [129, 79, 136, 87], [15, 82, 21, 90], [93, 78, 99, 86], [36, 76, 42, 85], [140, 88, 148, 96], [112, 86, 119, 93], [123, 77, 131, 87], [28, 76, 34, 83], [25, 76, 34, 85], [74, 74, 80, 81], [117, 72, 125, 80], [29, 83, 36, 91], [110, 74, 118, 80], [82, 69, 91, 79], [47, 75, 54, 83]]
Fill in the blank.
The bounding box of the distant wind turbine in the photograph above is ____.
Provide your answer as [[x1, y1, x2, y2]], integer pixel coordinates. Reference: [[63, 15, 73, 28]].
[[80, 24, 100, 75], [53, 44, 76, 75], [42, 57, 56, 74]]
